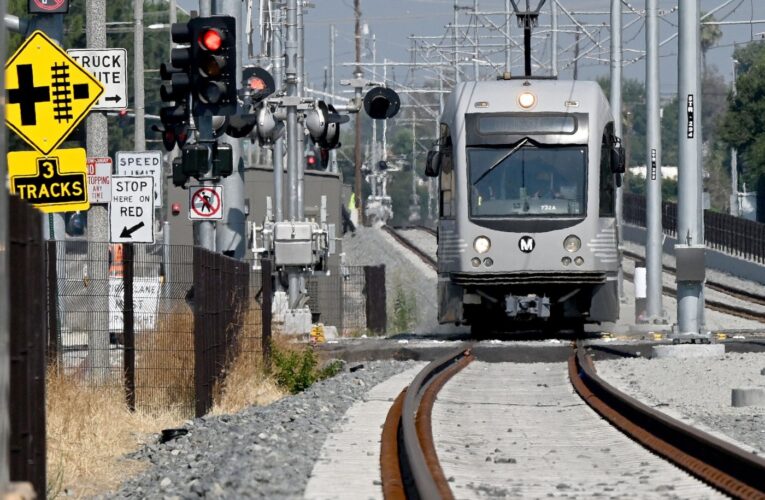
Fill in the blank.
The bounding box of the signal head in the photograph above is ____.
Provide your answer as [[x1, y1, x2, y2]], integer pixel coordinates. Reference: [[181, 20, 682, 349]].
[[363, 86, 401, 120]]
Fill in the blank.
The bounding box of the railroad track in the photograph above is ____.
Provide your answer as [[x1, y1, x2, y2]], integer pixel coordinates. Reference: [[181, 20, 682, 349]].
[[381, 342, 765, 499], [382, 225, 436, 270]]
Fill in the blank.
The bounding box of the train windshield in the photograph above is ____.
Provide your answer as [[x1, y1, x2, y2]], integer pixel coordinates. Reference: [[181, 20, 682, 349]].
[[468, 145, 587, 217]]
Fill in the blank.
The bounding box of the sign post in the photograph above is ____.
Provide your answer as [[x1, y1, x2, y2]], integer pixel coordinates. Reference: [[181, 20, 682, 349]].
[[67, 49, 128, 111], [110, 176, 155, 244]]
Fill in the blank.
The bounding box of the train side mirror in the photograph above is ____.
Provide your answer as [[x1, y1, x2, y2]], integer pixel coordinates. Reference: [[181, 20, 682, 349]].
[[425, 149, 441, 177], [610, 138, 625, 174]]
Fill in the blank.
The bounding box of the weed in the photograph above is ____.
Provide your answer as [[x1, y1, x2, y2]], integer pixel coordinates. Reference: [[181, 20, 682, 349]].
[[270, 339, 343, 394], [391, 281, 417, 333]]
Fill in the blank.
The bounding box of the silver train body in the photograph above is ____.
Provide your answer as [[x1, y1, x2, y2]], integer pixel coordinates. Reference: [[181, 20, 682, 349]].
[[430, 78, 623, 330]]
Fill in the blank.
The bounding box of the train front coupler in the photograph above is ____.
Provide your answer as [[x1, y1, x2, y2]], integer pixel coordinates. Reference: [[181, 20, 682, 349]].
[[505, 294, 551, 319]]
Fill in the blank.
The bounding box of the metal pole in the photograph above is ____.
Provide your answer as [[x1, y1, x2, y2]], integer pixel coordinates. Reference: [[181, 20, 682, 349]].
[[285, 0, 301, 307], [0, 0, 9, 487], [353, 0, 364, 224], [85, 0, 111, 383], [675, 0, 707, 339], [272, 3, 285, 221], [611, 0, 624, 301], [200, 0, 211, 17], [551, 0, 558, 77], [194, 0, 215, 251], [730, 58, 739, 216], [505, 0, 511, 73], [329, 24, 338, 173], [215, 0, 246, 258], [296, 0, 305, 221], [134, 0, 145, 152], [371, 34, 377, 170], [645, 0, 664, 322], [454, 0, 461, 83], [473, 0, 479, 80]]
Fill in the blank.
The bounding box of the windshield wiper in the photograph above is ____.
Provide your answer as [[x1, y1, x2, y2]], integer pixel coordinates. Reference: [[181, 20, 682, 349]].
[[472, 138, 529, 186]]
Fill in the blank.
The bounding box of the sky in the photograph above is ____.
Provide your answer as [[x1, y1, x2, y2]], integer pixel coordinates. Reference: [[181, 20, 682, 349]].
[[177, 0, 765, 98]]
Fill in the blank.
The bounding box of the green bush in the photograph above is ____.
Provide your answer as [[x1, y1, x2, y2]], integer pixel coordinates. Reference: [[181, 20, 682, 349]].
[[391, 284, 417, 333], [271, 343, 344, 394]]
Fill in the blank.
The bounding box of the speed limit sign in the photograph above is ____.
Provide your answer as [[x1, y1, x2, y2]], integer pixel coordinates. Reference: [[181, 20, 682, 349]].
[[28, 0, 69, 13]]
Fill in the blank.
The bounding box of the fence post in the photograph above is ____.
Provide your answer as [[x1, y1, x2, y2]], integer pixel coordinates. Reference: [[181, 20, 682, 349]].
[[123, 243, 135, 411], [193, 247, 207, 417], [8, 197, 47, 499], [46, 241, 59, 364], [364, 265, 387, 335], [261, 259, 272, 368]]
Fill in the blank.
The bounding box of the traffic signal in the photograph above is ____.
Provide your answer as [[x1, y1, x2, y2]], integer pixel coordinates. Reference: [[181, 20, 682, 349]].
[[189, 16, 237, 116], [305, 149, 319, 170], [363, 86, 401, 120], [156, 23, 193, 151]]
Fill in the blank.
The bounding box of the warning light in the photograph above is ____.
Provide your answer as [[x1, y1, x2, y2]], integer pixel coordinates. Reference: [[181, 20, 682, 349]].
[[249, 77, 266, 91], [306, 154, 317, 167], [200, 29, 223, 51], [171, 203, 181, 216]]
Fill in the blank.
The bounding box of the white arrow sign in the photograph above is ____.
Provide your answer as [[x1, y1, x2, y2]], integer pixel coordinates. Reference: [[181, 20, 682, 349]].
[[110, 176, 154, 244], [67, 48, 128, 110]]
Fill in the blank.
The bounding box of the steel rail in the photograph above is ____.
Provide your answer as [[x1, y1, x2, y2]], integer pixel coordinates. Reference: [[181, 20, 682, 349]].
[[623, 249, 765, 307], [380, 346, 474, 500], [570, 342, 765, 498], [382, 225, 437, 270]]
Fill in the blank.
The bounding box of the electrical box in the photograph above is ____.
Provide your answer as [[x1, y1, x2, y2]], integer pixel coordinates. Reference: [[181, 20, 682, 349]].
[[274, 221, 315, 267]]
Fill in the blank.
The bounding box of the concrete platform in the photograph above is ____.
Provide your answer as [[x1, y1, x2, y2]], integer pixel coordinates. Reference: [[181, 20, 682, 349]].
[[303, 364, 427, 500], [651, 343, 726, 359]]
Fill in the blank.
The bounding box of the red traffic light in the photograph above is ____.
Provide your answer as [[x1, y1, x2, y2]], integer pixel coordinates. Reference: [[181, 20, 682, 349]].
[[306, 154, 317, 166], [199, 29, 223, 51]]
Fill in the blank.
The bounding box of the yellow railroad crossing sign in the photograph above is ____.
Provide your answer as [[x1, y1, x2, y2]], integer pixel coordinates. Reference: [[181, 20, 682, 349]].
[[5, 31, 104, 155], [8, 148, 90, 213]]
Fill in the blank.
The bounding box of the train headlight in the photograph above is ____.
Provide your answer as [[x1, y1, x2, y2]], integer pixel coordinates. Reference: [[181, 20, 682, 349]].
[[518, 91, 537, 109], [471, 257, 482, 267], [473, 236, 491, 254], [563, 235, 581, 253], [575, 256, 585, 266], [561, 256, 572, 266], [483, 257, 494, 267]]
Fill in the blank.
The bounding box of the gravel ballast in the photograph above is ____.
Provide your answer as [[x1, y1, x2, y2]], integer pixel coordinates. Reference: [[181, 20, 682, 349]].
[[109, 360, 419, 499], [596, 352, 765, 454]]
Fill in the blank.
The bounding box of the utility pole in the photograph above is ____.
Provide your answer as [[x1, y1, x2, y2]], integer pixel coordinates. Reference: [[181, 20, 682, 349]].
[[215, 0, 247, 258], [371, 34, 377, 171], [272, 3, 285, 221], [353, 0, 364, 224], [610, 0, 624, 300], [134, 0, 145, 152], [329, 24, 338, 173], [454, 0, 460, 83], [86, 0, 111, 383], [730, 58, 739, 216], [645, 0, 665, 322], [551, 0, 558, 77], [285, 0, 302, 306], [675, 0, 707, 340], [195, 0, 215, 251], [572, 26, 580, 80], [473, 0, 479, 80], [296, 0, 305, 220], [505, 0, 511, 74]]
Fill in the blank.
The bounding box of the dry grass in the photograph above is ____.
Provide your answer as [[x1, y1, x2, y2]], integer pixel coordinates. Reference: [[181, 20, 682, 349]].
[[46, 368, 183, 499], [211, 303, 286, 414]]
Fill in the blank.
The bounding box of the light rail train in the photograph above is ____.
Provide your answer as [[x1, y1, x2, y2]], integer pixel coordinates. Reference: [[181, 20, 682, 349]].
[[426, 77, 625, 333]]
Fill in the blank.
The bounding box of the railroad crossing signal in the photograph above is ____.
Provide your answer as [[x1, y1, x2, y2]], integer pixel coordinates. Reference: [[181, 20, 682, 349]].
[[8, 148, 90, 213], [5, 31, 104, 155]]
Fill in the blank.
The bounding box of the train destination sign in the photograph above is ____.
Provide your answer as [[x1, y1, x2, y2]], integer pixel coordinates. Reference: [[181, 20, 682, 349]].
[[67, 49, 128, 110], [8, 148, 90, 213], [5, 31, 104, 155], [110, 176, 155, 244]]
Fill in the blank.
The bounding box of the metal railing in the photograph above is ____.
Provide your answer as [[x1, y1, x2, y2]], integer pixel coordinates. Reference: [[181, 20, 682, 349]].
[[623, 192, 765, 264]]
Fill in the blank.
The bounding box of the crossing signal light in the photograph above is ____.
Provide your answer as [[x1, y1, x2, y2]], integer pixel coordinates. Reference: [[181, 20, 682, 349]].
[[305, 101, 349, 150], [306, 150, 318, 170], [189, 16, 237, 116], [363, 86, 401, 120]]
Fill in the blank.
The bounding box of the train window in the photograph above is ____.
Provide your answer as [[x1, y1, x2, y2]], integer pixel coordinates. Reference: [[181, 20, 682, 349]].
[[477, 114, 577, 136], [599, 123, 616, 217], [468, 144, 587, 217]]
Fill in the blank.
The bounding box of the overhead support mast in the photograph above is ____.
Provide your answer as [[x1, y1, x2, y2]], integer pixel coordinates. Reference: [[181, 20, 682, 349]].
[[610, 0, 622, 300], [674, 0, 708, 341]]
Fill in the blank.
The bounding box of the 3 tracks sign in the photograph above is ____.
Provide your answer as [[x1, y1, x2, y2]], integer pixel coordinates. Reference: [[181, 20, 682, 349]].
[[5, 31, 104, 155], [8, 148, 90, 213]]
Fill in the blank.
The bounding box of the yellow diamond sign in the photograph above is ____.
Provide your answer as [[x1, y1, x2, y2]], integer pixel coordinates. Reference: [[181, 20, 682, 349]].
[[5, 31, 105, 155]]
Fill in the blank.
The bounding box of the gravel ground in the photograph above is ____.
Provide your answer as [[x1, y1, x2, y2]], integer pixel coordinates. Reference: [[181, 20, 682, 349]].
[[396, 228, 437, 260], [105, 360, 420, 499], [343, 226, 461, 334], [596, 352, 765, 455]]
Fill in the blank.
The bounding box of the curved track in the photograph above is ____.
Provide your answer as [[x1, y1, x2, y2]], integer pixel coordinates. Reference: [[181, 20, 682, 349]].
[[381, 343, 765, 499]]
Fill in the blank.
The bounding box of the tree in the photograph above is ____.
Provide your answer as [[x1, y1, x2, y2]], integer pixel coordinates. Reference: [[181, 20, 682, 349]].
[[701, 13, 723, 72], [720, 42, 765, 189], [598, 77, 647, 166]]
